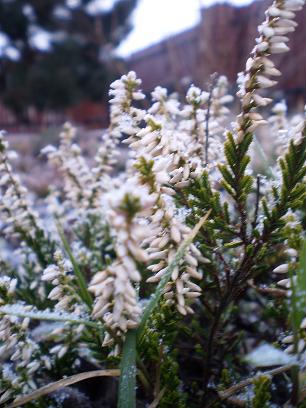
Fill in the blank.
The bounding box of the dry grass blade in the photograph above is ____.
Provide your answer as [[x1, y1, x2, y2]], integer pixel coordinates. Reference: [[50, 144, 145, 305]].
[[218, 364, 292, 401], [7, 369, 120, 408], [148, 387, 166, 408]]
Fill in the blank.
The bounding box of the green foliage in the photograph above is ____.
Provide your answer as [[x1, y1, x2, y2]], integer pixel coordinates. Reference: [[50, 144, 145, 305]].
[[159, 352, 187, 408], [140, 304, 186, 408], [218, 368, 233, 391], [56, 222, 93, 308], [221, 131, 254, 203], [134, 157, 156, 192], [0, 0, 137, 118], [252, 375, 272, 408]]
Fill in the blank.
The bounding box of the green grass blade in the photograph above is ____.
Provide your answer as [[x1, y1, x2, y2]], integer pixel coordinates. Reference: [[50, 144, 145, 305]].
[[118, 329, 137, 408], [56, 221, 93, 308], [137, 210, 211, 339]]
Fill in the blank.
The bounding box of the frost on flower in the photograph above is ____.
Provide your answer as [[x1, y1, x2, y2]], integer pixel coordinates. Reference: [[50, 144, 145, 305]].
[[0, 278, 44, 402], [89, 180, 156, 335], [0, 132, 51, 260], [42, 250, 84, 314], [43, 122, 95, 212], [133, 155, 209, 316], [235, 0, 304, 143]]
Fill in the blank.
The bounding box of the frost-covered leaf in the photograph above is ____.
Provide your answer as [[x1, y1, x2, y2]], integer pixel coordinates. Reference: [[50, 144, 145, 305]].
[[0, 303, 100, 329], [246, 344, 296, 367]]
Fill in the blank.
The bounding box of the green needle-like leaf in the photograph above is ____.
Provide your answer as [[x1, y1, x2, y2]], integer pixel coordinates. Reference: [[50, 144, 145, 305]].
[[56, 221, 93, 308]]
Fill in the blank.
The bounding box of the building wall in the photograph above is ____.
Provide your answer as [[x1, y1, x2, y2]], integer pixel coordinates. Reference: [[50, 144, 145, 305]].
[[127, 28, 199, 93], [127, 0, 306, 105]]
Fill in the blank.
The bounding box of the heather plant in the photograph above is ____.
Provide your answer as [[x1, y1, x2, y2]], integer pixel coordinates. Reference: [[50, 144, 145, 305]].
[[0, 0, 306, 406]]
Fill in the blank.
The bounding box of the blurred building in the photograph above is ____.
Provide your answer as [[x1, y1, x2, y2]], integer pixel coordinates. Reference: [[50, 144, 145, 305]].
[[0, 100, 109, 132], [2, 0, 306, 131], [127, 0, 306, 108]]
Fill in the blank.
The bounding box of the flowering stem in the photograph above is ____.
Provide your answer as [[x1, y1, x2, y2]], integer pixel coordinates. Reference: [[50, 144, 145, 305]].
[[137, 211, 211, 340]]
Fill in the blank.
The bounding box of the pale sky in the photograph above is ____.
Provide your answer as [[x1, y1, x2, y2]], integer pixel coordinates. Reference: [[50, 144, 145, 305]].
[[117, 0, 253, 57]]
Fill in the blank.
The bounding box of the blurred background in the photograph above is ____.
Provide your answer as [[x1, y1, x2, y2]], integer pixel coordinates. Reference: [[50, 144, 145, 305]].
[[0, 0, 305, 132], [0, 0, 305, 197]]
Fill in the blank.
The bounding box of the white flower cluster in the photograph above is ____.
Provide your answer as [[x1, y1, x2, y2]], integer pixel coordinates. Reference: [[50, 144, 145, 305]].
[[135, 157, 207, 316], [42, 249, 83, 314], [0, 314, 41, 403], [42, 122, 94, 212], [89, 180, 156, 335], [146, 204, 210, 315], [149, 86, 180, 118], [180, 76, 233, 175], [107, 73, 231, 316], [110, 71, 145, 146], [126, 76, 233, 184], [269, 100, 288, 131], [0, 278, 44, 403], [236, 0, 305, 142], [91, 72, 146, 198], [91, 131, 120, 199], [0, 132, 43, 240], [121, 76, 232, 315], [267, 101, 306, 157]]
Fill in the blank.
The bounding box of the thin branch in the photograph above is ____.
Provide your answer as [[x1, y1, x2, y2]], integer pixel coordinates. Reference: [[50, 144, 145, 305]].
[[251, 175, 261, 230], [218, 364, 293, 401], [248, 280, 287, 297], [148, 387, 166, 408], [204, 73, 218, 167]]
